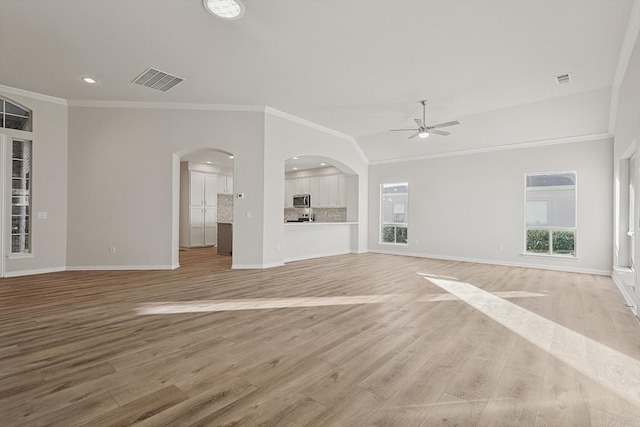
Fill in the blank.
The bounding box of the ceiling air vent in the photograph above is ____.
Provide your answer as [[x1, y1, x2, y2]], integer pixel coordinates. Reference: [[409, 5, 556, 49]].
[[133, 68, 183, 92], [556, 73, 572, 85]]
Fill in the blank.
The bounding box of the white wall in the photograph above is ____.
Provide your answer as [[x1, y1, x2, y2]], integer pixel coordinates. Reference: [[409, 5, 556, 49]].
[[67, 106, 265, 269], [0, 89, 68, 276], [264, 109, 369, 267], [612, 6, 640, 308], [369, 138, 613, 274]]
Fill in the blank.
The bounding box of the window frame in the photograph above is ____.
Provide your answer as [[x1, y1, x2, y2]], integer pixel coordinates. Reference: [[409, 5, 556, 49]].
[[10, 139, 32, 255], [524, 171, 577, 258], [379, 182, 408, 245], [0, 97, 32, 132]]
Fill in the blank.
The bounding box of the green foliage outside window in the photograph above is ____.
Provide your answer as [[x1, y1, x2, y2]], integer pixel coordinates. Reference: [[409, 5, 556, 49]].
[[381, 225, 407, 244], [382, 226, 395, 243], [526, 229, 549, 253], [552, 230, 575, 255], [396, 227, 407, 244], [527, 229, 575, 255]]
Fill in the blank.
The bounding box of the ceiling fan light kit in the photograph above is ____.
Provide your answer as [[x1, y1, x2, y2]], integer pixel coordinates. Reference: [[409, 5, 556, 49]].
[[389, 100, 459, 139]]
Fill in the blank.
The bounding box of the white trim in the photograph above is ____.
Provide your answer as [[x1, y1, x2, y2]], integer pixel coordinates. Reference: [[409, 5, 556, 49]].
[[368, 248, 612, 276], [67, 100, 265, 112], [609, 0, 640, 134], [265, 106, 370, 165], [66, 265, 176, 271], [0, 85, 67, 106], [284, 250, 352, 263], [3, 266, 66, 277], [231, 261, 285, 269], [0, 133, 4, 278], [369, 133, 612, 165], [612, 268, 638, 315], [521, 253, 578, 261], [6, 253, 35, 260]]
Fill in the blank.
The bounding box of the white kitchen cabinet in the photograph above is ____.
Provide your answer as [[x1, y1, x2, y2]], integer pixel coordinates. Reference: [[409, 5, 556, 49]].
[[284, 179, 295, 207], [338, 175, 346, 207], [294, 178, 309, 194], [180, 170, 218, 248], [217, 175, 233, 195], [309, 177, 321, 207], [285, 174, 346, 208]]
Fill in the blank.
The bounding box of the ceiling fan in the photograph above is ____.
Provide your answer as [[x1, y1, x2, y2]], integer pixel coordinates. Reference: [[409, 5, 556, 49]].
[[390, 100, 459, 139]]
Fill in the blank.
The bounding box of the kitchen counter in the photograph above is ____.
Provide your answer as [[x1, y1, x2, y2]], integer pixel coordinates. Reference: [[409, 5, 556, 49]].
[[283, 222, 358, 262]]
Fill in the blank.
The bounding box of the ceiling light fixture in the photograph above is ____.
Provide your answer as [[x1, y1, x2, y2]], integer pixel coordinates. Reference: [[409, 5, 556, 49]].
[[206, 161, 213, 164], [320, 163, 327, 166], [82, 77, 97, 84], [293, 167, 298, 170], [203, 0, 245, 20], [229, 155, 234, 159], [418, 131, 430, 139], [292, 157, 299, 160]]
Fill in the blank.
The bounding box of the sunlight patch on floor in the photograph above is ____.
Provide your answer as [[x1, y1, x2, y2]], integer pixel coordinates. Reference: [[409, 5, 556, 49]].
[[425, 276, 640, 408], [136, 290, 545, 315]]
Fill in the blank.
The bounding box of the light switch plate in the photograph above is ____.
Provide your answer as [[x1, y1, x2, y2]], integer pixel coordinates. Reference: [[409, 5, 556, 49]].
[[37, 212, 48, 219]]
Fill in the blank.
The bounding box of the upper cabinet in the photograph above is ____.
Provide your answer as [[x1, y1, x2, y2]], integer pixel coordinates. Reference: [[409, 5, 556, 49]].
[[217, 175, 233, 195], [285, 174, 346, 208], [188, 171, 217, 207], [284, 179, 296, 208]]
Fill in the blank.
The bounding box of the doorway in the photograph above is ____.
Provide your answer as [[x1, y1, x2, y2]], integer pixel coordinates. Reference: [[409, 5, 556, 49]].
[[176, 148, 234, 266]]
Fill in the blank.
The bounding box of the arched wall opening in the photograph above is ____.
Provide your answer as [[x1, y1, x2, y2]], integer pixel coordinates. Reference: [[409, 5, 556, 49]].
[[172, 147, 235, 268]]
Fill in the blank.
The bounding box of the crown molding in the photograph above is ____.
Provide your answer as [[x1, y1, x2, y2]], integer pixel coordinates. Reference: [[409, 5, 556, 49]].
[[67, 99, 265, 112], [0, 85, 67, 106], [369, 132, 612, 165], [265, 106, 369, 165], [609, 0, 640, 134]]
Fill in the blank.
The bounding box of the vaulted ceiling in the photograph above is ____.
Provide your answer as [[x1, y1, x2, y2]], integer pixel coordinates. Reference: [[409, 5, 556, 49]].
[[0, 0, 634, 162]]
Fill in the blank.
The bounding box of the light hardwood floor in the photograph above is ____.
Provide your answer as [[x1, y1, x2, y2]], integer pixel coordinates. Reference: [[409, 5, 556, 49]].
[[1, 248, 640, 426]]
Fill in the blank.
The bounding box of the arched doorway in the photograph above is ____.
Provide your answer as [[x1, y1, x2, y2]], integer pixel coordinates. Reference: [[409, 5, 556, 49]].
[[173, 148, 234, 267]]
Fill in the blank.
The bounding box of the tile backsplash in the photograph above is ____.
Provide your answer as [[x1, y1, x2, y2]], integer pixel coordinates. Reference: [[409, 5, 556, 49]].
[[217, 194, 233, 222], [284, 208, 347, 222]]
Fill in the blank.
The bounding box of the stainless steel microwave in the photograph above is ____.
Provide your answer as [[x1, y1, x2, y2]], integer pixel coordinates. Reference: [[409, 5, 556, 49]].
[[293, 194, 311, 208]]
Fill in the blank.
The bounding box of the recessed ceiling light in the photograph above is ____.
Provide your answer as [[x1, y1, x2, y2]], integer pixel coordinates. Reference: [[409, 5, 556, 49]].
[[203, 0, 245, 20], [320, 163, 327, 166], [292, 157, 299, 160], [229, 155, 234, 159], [293, 167, 298, 170], [206, 161, 213, 164], [82, 77, 97, 84]]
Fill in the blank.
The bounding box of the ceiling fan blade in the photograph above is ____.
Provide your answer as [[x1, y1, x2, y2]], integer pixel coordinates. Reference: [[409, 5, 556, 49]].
[[408, 131, 420, 139], [389, 128, 419, 132], [414, 118, 423, 127], [428, 129, 450, 136], [429, 120, 460, 129]]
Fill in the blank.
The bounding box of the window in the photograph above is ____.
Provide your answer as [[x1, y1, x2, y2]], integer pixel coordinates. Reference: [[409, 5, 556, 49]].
[[525, 172, 576, 256], [12, 140, 32, 254], [380, 182, 408, 244], [0, 97, 32, 132]]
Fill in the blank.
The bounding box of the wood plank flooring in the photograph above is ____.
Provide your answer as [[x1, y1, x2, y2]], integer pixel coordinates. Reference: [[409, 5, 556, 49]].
[[1, 248, 640, 425]]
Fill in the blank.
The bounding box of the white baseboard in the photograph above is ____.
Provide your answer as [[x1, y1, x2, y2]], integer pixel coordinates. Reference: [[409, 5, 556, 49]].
[[232, 262, 285, 270], [284, 250, 352, 263], [612, 268, 637, 314], [3, 266, 66, 278], [368, 249, 612, 276], [66, 265, 176, 271]]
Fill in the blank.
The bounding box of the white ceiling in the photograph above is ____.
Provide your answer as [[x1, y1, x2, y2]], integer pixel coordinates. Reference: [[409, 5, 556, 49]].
[[0, 0, 633, 162]]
